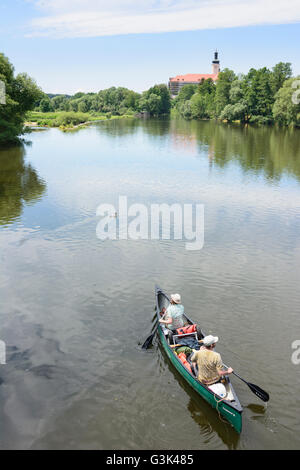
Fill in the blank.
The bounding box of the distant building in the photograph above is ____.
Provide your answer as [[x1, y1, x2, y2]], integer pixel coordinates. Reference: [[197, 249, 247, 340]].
[[168, 51, 220, 96]]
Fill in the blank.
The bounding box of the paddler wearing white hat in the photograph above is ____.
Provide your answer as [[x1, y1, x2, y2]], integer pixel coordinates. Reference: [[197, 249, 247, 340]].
[[191, 335, 233, 385], [159, 293, 185, 331]]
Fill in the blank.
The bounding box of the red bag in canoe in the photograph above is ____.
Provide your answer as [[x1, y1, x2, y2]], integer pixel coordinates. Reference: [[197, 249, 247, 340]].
[[177, 352, 192, 373], [176, 324, 197, 335]]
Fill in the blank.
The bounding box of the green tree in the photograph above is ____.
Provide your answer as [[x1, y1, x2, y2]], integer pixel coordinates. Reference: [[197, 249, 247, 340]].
[[176, 84, 197, 102], [244, 67, 274, 120], [39, 97, 53, 112], [198, 78, 216, 118], [271, 62, 292, 93], [198, 78, 215, 96], [219, 78, 248, 122], [190, 94, 207, 119], [73, 92, 85, 99], [145, 93, 162, 115], [0, 53, 43, 145], [139, 84, 171, 116], [78, 100, 88, 113], [175, 80, 216, 119], [272, 77, 300, 126], [229, 79, 245, 104], [219, 102, 248, 122], [69, 100, 79, 112], [178, 100, 192, 119], [50, 94, 71, 111], [214, 68, 236, 117]]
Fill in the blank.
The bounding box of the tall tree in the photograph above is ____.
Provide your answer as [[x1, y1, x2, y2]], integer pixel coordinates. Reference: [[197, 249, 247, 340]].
[[0, 53, 43, 145], [272, 77, 300, 126], [39, 97, 53, 112], [198, 78, 215, 96], [176, 84, 197, 102], [271, 62, 293, 93], [139, 84, 171, 116], [214, 68, 236, 117], [244, 67, 274, 119]]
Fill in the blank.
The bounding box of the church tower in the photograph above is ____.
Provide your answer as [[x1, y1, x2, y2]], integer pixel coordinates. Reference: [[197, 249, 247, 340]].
[[212, 50, 220, 75]]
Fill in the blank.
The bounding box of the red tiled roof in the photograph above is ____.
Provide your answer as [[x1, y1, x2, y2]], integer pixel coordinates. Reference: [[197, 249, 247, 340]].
[[169, 73, 218, 82]]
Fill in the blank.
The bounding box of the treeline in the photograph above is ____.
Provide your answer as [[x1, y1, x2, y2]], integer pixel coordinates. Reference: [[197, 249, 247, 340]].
[[173, 63, 300, 127], [0, 51, 171, 144], [1, 49, 299, 146], [36, 84, 171, 117]]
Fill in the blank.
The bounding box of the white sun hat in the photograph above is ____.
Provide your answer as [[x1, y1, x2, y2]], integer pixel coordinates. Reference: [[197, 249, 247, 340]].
[[170, 293, 181, 304], [202, 335, 219, 346]]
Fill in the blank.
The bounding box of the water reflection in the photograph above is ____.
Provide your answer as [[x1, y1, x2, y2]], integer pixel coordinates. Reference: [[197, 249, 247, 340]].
[[169, 119, 300, 182], [96, 118, 300, 182], [0, 145, 46, 225], [95, 117, 172, 138], [95, 118, 141, 137], [246, 404, 266, 415]]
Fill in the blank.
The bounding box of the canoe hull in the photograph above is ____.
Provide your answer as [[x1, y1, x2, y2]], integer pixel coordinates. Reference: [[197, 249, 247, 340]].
[[156, 287, 243, 434]]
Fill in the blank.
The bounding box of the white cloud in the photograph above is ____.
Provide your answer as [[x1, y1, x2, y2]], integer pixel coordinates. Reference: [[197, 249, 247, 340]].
[[28, 0, 300, 38]]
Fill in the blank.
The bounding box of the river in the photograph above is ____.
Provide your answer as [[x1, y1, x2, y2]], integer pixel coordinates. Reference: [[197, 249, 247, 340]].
[[0, 118, 299, 449]]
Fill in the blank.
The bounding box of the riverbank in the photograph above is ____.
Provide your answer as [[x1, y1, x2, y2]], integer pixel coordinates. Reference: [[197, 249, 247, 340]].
[[25, 111, 135, 131], [170, 108, 300, 128]]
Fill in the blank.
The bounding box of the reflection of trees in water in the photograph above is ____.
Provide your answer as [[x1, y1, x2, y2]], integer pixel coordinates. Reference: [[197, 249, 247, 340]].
[[97, 117, 300, 182], [0, 145, 46, 225], [96, 117, 171, 137], [95, 118, 140, 137], [140, 117, 171, 137], [172, 119, 300, 182]]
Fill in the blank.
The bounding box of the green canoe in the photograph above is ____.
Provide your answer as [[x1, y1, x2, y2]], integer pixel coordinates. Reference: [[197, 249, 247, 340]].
[[155, 286, 243, 434]]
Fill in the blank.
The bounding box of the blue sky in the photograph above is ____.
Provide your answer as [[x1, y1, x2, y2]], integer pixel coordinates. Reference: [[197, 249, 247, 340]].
[[0, 0, 299, 94]]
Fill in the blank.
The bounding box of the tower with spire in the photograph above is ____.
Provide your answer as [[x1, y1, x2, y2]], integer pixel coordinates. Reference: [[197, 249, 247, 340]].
[[212, 50, 220, 75], [168, 50, 221, 96]]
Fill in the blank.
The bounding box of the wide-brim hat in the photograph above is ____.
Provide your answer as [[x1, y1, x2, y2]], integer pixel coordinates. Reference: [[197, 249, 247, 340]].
[[171, 293, 181, 304], [203, 335, 219, 346]]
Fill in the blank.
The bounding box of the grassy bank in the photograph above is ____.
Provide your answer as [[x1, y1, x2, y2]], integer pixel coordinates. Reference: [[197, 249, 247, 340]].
[[25, 111, 135, 130]]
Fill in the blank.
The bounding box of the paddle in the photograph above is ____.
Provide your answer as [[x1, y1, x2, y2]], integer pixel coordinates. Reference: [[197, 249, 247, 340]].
[[142, 310, 167, 349], [224, 364, 269, 402], [141, 329, 157, 349]]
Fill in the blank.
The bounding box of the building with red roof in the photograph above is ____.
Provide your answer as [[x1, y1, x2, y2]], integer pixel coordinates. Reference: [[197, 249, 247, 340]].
[[169, 51, 220, 96]]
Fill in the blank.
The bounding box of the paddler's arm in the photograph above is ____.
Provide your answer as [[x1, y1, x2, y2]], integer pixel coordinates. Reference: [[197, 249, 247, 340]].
[[218, 367, 233, 376], [159, 317, 172, 325], [159, 307, 166, 316], [217, 356, 233, 376]]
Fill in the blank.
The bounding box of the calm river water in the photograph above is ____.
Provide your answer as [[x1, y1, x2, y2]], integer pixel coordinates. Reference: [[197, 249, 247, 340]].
[[0, 118, 300, 450]]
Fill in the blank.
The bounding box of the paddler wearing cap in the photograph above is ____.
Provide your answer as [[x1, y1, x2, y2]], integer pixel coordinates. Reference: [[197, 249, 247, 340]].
[[191, 335, 233, 385], [158, 293, 185, 331]]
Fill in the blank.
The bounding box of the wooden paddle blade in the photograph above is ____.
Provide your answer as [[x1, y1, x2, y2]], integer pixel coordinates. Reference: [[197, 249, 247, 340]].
[[248, 382, 269, 402], [141, 333, 155, 349]]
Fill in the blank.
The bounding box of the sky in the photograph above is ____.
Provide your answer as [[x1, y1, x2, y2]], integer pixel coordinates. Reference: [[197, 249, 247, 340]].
[[0, 0, 299, 94]]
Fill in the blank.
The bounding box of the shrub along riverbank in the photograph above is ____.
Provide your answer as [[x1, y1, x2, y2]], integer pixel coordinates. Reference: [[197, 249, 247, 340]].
[[25, 111, 135, 130]]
